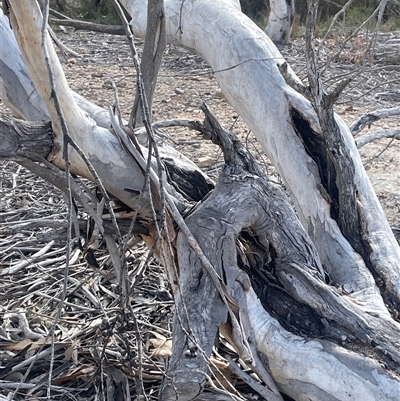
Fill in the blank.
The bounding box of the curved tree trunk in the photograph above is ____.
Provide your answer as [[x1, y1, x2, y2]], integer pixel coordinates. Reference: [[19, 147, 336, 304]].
[[0, 10, 49, 121], [124, 0, 400, 310], [1, 1, 400, 401], [265, 0, 295, 44]]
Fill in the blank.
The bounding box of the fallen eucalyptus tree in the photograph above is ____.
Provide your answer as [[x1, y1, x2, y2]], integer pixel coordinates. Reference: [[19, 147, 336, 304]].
[[1, 1, 400, 401]]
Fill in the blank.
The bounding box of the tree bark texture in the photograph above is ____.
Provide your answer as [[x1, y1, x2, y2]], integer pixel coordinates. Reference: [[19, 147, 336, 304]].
[[130, 0, 167, 129], [2, 101, 400, 401], [166, 116, 400, 400], [125, 0, 400, 311], [0, 118, 53, 159], [2, 1, 400, 401]]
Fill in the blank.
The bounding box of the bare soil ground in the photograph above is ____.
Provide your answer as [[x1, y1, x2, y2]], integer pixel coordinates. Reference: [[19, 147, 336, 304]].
[[0, 29, 399, 400]]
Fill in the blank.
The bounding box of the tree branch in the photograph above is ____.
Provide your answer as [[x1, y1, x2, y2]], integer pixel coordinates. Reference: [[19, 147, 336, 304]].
[[356, 129, 400, 148], [50, 18, 125, 35], [350, 106, 400, 136], [129, 0, 166, 129]]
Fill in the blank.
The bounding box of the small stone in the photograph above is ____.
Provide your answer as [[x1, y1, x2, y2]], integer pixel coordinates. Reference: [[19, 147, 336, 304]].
[[175, 87, 185, 95], [67, 58, 77, 64], [102, 80, 113, 89], [197, 156, 214, 168], [163, 76, 175, 85], [214, 90, 225, 99]]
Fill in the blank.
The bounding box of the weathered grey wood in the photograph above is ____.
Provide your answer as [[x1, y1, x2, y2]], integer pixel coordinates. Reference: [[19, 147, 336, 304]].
[[350, 106, 400, 136], [162, 229, 228, 401], [126, 0, 400, 314], [163, 105, 400, 400], [3, 1, 400, 400], [130, 0, 166, 129], [0, 118, 53, 159], [356, 129, 400, 148], [303, 0, 368, 293], [2, 104, 400, 400], [172, 118, 400, 399]]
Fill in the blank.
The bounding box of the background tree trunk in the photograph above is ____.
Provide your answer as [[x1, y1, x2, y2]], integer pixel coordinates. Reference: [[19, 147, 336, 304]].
[[130, 0, 166, 131], [265, 0, 295, 44]]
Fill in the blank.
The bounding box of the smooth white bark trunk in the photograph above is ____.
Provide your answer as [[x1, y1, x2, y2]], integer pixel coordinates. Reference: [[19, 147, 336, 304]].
[[7, 1, 147, 210], [245, 286, 400, 401], [0, 9, 48, 121], [265, 0, 295, 44], [125, 0, 400, 318]]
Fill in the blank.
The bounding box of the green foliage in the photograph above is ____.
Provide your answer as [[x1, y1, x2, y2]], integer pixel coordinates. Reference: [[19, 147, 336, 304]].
[[316, 1, 400, 37], [380, 17, 400, 32], [240, 0, 269, 23], [51, 0, 400, 32], [50, 0, 120, 24], [292, 0, 400, 38]]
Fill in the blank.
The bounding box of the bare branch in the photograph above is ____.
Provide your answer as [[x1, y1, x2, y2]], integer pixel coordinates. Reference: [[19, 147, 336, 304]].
[[319, 0, 356, 49], [350, 106, 400, 136], [130, 0, 166, 129], [50, 18, 125, 35], [356, 129, 400, 148]]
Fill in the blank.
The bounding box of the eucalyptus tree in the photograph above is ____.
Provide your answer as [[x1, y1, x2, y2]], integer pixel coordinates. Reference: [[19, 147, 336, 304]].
[[265, 0, 295, 44], [1, 1, 400, 400]]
